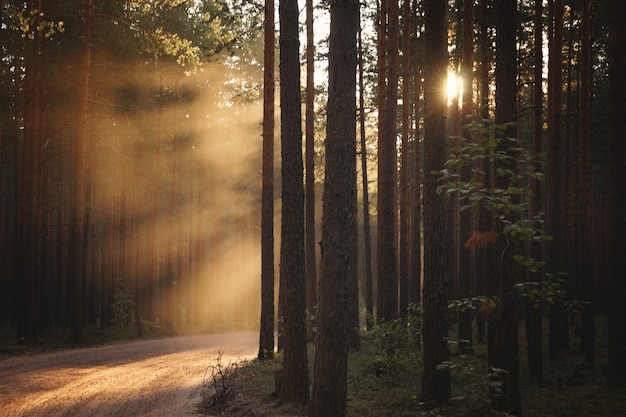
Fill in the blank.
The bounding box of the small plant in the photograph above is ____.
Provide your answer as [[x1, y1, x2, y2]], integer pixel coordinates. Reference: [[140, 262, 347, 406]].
[[110, 281, 136, 328], [365, 305, 422, 387], [203, 351, 239, 407]]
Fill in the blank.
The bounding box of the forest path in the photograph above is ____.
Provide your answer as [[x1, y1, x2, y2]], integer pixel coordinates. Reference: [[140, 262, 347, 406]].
[[0, 331, 258, 416]]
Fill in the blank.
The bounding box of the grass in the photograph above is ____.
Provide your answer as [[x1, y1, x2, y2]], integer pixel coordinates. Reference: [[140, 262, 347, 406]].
[[208, 315, 625, 417]]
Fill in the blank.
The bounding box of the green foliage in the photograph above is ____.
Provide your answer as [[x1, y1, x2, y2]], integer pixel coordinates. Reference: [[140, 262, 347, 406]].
[[362, 304, 422, 387], [437, 121, 541, 217], [3, 3, 65, 39], [436, 120, 550, 273], [110, 281, 136, 328], [514, 273, 589, 314]]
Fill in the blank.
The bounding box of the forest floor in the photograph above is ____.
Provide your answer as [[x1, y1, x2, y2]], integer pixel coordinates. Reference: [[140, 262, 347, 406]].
[[1, 318, 624, 416], [198, 316, 626, 417]]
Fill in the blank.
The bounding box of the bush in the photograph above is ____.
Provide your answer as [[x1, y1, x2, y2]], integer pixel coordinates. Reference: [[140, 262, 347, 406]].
[[110, 281, 136, 328]]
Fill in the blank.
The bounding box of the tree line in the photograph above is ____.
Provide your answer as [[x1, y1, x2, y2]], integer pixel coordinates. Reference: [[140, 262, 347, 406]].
[[1, 0, 265, 342], [260, 0, 626, 416]]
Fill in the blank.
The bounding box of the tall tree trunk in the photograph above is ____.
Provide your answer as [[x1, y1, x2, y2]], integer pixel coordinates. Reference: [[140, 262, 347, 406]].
[[578, 0, 595, 365], [526, 0, 544, 383], [547, 0, 568, 362], [409, 0, 422, 310], [398, 0, 412, 319], [305, 0, 317, 318], [377, 0, 399, 321], [488, 1, 522, 415], [17, 0, 44, 344], [278, 0, 309, 403], [259, 0, 276, 360], [358, 25, 374, 329], [309, 0, 358, 413], [475, 0, 491, 345], [457, 0, 474, 355], [607, 0, 626, 388], [421, 0, 450, 403], [69, 0, 92, 342]]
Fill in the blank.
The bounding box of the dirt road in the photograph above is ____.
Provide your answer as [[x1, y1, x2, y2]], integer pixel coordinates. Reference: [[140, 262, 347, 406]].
[[0, 332, 258, 416]]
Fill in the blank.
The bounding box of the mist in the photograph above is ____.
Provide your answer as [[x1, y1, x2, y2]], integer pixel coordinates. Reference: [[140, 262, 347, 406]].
[[46, 48, 267, 330]]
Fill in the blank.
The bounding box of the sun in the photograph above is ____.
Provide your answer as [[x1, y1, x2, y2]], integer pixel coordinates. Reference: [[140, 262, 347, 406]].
[[446, 71, 463, 105]]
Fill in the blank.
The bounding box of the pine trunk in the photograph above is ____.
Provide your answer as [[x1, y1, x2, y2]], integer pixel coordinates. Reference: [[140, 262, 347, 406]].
[[421, 0, 450, 403]]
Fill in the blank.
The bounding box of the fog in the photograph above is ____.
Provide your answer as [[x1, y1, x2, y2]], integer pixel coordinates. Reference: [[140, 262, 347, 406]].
[[72, 56, 270, 330]]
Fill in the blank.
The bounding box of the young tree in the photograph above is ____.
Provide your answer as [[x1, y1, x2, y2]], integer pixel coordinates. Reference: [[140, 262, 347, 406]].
[[278, 0, 309, 403], [309, 0, 359, 413], [421, 0, 450, 403], [259, 0, 276, 359], [607, 0, 626, 389]]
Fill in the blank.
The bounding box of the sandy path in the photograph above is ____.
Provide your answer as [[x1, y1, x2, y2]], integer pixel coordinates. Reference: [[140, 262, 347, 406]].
[[0, 332, 258, 416]]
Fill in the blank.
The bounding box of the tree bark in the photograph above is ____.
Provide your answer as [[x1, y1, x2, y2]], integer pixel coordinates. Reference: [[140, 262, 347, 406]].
[[305, 0, 318, 318], [377, 0, 399, 321], [259, 0, 276, 359], [421, 0, 450, 403], [526, 0, 544, 383], [457, 0, 475, 356], [398, 0, 411, 319], [607, 0, 626, 389], [577, 0, 595, 365], [309, 0, 358, 413], [488, 1, 522, 415], [358, 25, 374, 329], [409, 0, 422, 311], [547, 0, 568, 362], [278, 0, 309, 403]]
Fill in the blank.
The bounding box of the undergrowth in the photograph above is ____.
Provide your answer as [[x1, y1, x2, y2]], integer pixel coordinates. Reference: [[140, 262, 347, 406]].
[[210, 315, 625, 417]]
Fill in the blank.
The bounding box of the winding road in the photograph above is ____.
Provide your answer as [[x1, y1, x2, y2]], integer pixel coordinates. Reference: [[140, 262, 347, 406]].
[[0, 332, 258, 416]]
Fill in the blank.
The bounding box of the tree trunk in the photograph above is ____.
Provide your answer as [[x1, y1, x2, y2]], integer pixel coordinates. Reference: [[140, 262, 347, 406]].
[[409, 0, 422, 310], [488, 1, 522, 415], [69, 0, 92, 344], [607, 0, 626, 388], [305, 0, 318, 318], [17, 0, 45, 344], [547, 0, 568, 362], [475, 0, 491, 345], [377, 0, 399, 321], [358, 25, 374, 329], [309, 0, 358, 413], [421, 0, 450, 403], [259, 0, 276, 360], [526, 0, 544, 383], [457, 0, 475, 356], [577, 0, 595, 365], [278, 0, 309, 403], [398, 0, 411, 319]]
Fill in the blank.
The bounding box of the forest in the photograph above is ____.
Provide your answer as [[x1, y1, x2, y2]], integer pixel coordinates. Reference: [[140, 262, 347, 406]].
[[1, 0, 625, 416]]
